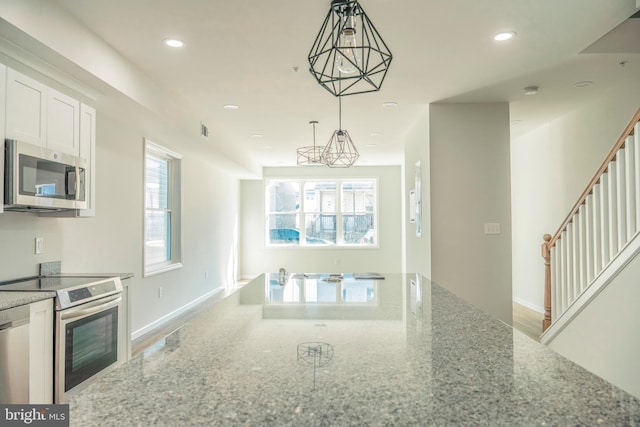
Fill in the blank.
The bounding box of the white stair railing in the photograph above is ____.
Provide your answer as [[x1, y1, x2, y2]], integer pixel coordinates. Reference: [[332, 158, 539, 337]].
[[542, 109, 640, 332]]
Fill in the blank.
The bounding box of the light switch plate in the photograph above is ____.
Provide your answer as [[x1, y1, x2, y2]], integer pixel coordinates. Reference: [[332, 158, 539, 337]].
[[35, 237, 44, 254], [484, 223, 501, 235]]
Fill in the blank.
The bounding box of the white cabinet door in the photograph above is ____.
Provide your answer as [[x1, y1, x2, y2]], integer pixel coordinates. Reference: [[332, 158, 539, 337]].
[[29, 299, 54, 404], [46, 88, 80, 156], [0, 64, 6, 214], [5, 68, 47, 147], [79, 103, 96, 217]]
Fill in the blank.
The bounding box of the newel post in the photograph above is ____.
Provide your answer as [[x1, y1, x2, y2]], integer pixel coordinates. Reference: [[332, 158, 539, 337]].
[[542, 234, 552, 332]]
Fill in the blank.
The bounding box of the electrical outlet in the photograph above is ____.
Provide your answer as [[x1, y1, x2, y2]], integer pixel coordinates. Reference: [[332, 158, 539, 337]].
[[158, 287, 163, 298], [484, 223, 501, 235], [35, 237, 44, 254]]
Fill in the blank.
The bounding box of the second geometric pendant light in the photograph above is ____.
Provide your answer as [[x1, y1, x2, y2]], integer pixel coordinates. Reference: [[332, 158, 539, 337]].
[[322, 95, 359, 168]]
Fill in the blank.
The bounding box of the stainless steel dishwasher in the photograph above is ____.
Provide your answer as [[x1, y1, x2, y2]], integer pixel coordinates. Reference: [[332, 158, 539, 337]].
[[0, 305, 30, 403]]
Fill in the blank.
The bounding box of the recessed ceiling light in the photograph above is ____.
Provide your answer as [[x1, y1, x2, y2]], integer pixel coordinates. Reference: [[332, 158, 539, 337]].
[[370, 132, 383, 137], [494, 32, 516, 41], [251, 134, 264, 139], [263, 145, 272, 149], [223, 104, 239, 110], [367, 144, 378, 147], [523, 86, 539, 95], [383, 102, 398, 108], [511, 119, 524, 125], [164, 38, 185, 48], [574, 81, 593, 88]]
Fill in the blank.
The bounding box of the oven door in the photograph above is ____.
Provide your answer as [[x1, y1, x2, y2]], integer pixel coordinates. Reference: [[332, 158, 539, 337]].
[[55, 293, 124, 402]]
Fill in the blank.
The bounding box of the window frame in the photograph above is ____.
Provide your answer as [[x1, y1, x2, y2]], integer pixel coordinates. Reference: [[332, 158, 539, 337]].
[[265, 178, 378, 248], [143, 138, 183, 277]]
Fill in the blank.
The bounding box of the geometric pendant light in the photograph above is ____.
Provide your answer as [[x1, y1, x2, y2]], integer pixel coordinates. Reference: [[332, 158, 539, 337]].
[[322, 96, 359, 167], [308, 0, 393, 97], [297, 121, 326, 166]]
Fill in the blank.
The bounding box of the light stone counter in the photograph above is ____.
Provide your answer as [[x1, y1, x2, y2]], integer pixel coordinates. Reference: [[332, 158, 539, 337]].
[[69, 274, 640, 426], [0, 291, 55, 310]]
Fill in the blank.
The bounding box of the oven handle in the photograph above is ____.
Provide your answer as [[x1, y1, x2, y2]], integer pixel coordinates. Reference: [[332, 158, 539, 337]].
[[60, 294, 122, 321]]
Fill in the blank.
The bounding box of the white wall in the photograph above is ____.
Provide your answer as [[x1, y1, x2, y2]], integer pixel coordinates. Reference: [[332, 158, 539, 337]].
[[547, 248, 640, 400], [403, 107, 431, 277], [429, 103, 512, 324], [241, 166, 403, 277], [56, 100, 243, 333], [0, 4, 247, 335], [0, 213, 62, 280], [511, 86, 640, 311]]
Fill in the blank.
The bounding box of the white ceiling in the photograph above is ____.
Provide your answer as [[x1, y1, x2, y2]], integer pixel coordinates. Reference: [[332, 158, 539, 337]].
[[51, 0, 640, 170]]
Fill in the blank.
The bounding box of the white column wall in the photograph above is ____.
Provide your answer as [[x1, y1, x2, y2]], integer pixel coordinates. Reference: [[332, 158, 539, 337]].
[[429, 103, 513, 324], [403, 107, 431, 277]]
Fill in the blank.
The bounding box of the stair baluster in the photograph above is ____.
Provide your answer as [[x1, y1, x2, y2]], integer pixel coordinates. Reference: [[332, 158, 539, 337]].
[[542, 109, 640, 332]]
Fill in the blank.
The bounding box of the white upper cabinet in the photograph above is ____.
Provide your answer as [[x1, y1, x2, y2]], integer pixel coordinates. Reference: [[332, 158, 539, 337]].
[[2, 65, 97, 216], [0, 64, 6, 214], [46, 88, 80, 156], [5, 68, 47, 147], [6, 68, 81, 156]]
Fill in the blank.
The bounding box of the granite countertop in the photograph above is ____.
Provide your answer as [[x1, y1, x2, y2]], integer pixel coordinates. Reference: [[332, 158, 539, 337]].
[[68, 273, 640, 426], [0, 291, 55, 310]]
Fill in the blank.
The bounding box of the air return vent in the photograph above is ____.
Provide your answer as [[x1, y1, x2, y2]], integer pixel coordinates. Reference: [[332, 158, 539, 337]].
[[201, 122, 209, 138]]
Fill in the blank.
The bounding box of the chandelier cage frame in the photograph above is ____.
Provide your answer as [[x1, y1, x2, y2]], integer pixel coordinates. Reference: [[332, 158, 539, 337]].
[[296, 120, 326, 166], [308, 0, 393, 97], [322, 95, 359, 168]]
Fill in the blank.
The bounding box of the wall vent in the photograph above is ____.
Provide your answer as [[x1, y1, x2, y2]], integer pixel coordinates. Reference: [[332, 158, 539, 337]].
[[201, 122, 209, 138]]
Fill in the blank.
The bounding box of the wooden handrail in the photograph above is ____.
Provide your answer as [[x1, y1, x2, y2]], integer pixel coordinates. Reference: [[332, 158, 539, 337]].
[[547, 108, 640, 250], [542, 107, 640, 332]]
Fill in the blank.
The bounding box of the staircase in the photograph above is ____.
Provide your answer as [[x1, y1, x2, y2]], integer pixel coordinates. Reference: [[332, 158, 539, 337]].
[[540, 108, 640, 341]]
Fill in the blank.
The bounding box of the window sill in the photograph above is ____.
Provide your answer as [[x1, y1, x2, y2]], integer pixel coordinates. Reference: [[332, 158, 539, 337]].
[[144, 262, 183, 278]]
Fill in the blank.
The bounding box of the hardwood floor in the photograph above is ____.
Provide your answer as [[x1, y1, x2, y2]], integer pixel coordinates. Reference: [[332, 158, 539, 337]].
[[512, 302, 544, 341]]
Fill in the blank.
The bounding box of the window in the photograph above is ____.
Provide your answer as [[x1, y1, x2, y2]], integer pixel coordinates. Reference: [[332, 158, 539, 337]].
[[144, 139, 182, 276], [266, 178, 377, 246]]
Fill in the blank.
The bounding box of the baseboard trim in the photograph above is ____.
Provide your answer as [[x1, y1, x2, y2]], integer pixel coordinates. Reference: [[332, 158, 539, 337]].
[[132, 287, 225, 341], [513, 297, 544, 314]]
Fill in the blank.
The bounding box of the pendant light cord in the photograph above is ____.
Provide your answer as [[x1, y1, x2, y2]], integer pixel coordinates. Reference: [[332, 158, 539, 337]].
[[338, 95, 342, 130], [313, 122, 317, 148]]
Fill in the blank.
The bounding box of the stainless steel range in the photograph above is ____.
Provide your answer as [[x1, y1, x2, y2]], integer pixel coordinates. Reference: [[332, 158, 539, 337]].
[[0, 275, 126, 402]]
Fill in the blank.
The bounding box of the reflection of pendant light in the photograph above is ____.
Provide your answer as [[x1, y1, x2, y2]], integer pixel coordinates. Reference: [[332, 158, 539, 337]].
[[322, 96, 359, 168], [308, 0, 393, 97], [297, 121, 325, 166]]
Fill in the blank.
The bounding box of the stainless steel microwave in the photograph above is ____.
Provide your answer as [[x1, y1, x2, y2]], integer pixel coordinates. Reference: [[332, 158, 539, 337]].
[[3, 139, 87, 212]]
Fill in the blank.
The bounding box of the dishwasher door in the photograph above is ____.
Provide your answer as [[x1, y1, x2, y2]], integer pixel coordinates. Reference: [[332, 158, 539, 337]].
[[0, 305, 30, 403]]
